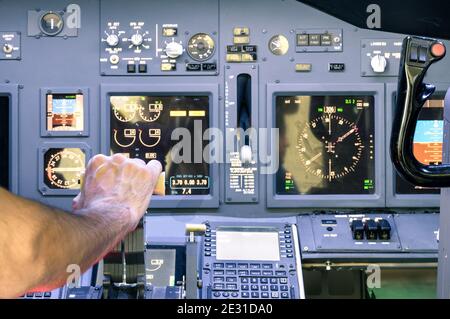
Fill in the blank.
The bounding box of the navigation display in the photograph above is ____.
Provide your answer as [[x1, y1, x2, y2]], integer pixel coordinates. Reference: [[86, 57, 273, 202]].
[[395, 97, 443, 195], [110, 96, 210, 196], [275, 95, 375, 195]]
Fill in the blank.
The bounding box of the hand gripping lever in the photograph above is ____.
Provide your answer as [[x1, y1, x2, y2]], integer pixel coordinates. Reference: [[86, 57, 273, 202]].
[[390, 36, 449, 187]]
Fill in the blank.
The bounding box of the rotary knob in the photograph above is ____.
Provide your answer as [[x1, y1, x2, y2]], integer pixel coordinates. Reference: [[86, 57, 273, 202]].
[[370, 54, 387, 73], [131, 33, 144, 47], [2, 43, 13, 54], [106, 34, 120, 47], [165, 41, 183, 59]]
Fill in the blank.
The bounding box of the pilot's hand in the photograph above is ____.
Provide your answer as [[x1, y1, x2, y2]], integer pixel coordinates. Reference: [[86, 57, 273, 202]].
[[72, 154, 162, 232]]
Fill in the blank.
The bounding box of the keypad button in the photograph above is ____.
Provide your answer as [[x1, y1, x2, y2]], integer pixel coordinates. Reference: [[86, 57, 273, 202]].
[[262, 271, 273, 276], [251, 285, 259, 291], [231, 292, 239, 298], [280, 285, 289, 291], [223, 292, 230, 298], [26, 293, 34, 298], [270, 285, 278, 291], [214, 283, 224, 289], [226, 277, 237, 283], [238, 270, 249, 276], [270, 278, 278, 284], [242, 292, 250, 298], [238, 263, 248, 269], [241, 277, 249, 283], [281, 292, 289, 299], [226, 284, 237, 290], [250, 278, 258, 284], [214, 263, 224, 269], [271, 292, 279, 298], [213, 292, 221, 298], [261, 285, 269, 291], [214, 270, 224, 275], [226, 263, 236, 269], [260, 278, 268, 284], [226, 270, 237, 276], [214, 277, 224, 282], [251, 292, 260, 298], [241, 285, 249, 291], [250, 270, 261, 276], [276, 271, 287, 276], [44, 292, 52, 298], [280, 277, 288, 284], [262, 264, 273, 269], [261, 292, 270, 298], [250, 264, 261, 269], [34, 292, 43, 298]]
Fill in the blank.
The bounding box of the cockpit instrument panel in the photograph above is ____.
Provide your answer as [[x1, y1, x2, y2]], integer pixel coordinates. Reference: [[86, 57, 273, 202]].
[[110, 95, 210, 196], [276, 95, 375, 195]]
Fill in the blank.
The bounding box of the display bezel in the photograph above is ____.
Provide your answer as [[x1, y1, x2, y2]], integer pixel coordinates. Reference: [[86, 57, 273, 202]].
[[38, 142, 91, 196], [385, 83, 447, 208], [0, 85, 19, 193], [266, 83, 385, 208], [100, 84, 219, 209], [40, 87, 89, 137]]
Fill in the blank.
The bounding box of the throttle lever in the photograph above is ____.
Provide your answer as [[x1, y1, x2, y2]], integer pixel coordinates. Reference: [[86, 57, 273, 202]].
[[390, 36, 449, 187]]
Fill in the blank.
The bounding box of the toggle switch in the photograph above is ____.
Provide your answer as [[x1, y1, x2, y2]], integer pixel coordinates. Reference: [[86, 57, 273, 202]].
[[351, 220, 364, 240], [377, 219, 391, 240], [365, 219, 378, 240]]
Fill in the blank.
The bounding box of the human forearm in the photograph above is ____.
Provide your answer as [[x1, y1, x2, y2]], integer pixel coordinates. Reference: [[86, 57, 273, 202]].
[[0, 190, 134, 298]]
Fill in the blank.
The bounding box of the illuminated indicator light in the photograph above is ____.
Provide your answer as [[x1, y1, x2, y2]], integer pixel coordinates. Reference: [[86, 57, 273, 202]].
[[189, 110, 206, 117], [337, 108, 343, 112], [318, 107, 323, 112], [431, 42, 446, 57], [170, 110, 187, 117]]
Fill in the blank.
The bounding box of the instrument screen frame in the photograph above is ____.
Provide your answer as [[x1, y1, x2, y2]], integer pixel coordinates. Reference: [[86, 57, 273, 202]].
[[38, 142, 91, 196], [385, 83, 448, 208], [0, 85, 19, 193], [40, 87, 89, 137], [100, 84, 219, 209], [266, 83, 385, 208]]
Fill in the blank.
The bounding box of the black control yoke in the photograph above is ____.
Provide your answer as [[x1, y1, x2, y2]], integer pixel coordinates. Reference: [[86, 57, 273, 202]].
[[391, 36, 449, 187]]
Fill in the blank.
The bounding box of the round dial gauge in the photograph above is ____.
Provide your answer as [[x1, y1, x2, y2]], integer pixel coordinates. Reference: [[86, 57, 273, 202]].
[[40, 12, 64, 36], [269, 34, 289, 55], [44, 148, 85, 189], [138, 101, 163, 122], [112, 103, 137, 122], [297, 114, 365, 181], [187, 33, 215, 61]]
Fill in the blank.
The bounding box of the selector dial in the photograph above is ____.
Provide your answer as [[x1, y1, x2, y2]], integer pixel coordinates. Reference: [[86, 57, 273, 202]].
[[370, 54, 387, 73], [3, 43, 13, 54], [131, 33, 144, 47], [106, 34, 120, 47], [165, 41, 184, 59], [187, 33, 215, 61]]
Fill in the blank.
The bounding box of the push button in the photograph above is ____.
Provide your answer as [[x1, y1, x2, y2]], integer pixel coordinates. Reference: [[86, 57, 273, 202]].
[[138, 64, 147, 73], [418, 46, 428, 63], [431, 42, 446, 57], [377, 219, 392, 240], [409, 44, 419, 62], [127, 63, 136, 73]]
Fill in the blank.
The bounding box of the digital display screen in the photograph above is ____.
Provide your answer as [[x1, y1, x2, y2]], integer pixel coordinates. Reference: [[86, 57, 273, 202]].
[[395, 97, 443, 195], [46, 94, 84, 131], [0, 96, 9, 189], [43, 148, 86, 190], [216, 227, 280, 261], [110, 96, 210, 196], [276, 95, 376, 195]]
